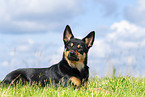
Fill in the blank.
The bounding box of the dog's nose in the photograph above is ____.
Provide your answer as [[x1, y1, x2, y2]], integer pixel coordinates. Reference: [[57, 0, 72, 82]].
[[70, 50, 76, 56]]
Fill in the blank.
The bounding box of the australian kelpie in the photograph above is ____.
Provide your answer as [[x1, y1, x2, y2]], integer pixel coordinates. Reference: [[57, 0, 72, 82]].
[[1, 25, 95, 87]]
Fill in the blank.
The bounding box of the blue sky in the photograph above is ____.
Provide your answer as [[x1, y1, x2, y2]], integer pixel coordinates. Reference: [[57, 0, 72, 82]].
[[0, 0, 145, 80], [0, 0, 137, 34]]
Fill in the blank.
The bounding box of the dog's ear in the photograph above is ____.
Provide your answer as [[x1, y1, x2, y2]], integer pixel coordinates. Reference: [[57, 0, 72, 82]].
[[63, 25, 74, 44], [82, 31, 95, 49]]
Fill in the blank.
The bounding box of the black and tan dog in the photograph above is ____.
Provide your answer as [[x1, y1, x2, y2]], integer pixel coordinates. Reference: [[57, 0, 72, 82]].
[[1, 25, 95, 87]]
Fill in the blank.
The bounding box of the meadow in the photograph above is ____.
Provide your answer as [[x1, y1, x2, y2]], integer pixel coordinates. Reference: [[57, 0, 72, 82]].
[[0, 76, 144, 97]]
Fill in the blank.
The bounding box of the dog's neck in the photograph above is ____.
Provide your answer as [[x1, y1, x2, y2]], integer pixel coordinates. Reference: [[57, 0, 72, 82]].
[[62, 53, 87, 72]]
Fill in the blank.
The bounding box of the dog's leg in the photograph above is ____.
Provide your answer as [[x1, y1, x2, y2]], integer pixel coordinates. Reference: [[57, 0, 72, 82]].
[[10, 74, 21, 85], [69, 76, 81, 87], [83, 81, 88, 89]]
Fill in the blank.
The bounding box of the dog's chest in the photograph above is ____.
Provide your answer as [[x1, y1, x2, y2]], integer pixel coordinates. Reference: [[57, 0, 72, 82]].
[[69, 61, 84, 72]]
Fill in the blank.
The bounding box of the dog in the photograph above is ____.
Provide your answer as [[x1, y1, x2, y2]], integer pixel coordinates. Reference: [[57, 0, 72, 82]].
[[1, 25, 95, 87]]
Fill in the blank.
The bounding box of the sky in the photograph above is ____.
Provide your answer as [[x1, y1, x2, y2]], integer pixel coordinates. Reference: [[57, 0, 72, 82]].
[[0, 0, 145, 80]]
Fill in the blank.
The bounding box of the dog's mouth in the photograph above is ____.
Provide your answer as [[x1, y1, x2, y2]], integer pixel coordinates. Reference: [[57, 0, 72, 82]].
[[67, 53, 79, 61]]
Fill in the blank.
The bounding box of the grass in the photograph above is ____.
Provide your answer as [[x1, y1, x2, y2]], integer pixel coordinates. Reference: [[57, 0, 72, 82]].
[[0, 76, 144, 97]]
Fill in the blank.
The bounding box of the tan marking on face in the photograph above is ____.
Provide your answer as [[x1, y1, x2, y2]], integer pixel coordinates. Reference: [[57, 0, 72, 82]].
[[71, 43, 73, 47], [64, 49, 86, 71], [77, 44, 80, 48], [64, 48, 72, 66], [69, 76, 81, 87]]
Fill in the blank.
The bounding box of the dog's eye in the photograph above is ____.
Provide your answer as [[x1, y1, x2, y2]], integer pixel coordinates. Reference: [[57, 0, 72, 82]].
[[67, 43, 73, 49], [78, 46, 83, 51], [67, 45, 71, 49], [68, 43, 73, 47]]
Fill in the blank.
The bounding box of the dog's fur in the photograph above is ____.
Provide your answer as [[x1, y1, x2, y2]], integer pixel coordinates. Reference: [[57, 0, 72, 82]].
[[1, 25, 95, 87]]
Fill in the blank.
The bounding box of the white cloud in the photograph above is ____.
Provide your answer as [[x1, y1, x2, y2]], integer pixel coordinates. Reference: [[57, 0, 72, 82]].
[[1, 61, 9, 66], [27, 39, 34, 45], [110, 20, 138, 34], [125, 56, 136, 65], [90, 20, 145, 68], [20, 39, 34, 45], [9, 50, 16, 56], [118, 40, 139, 49], [0, 0, 83, 34], [89, 39, 111, 58], [141, 39, 145, 47], [17, 45, 30, 51], [16, 39, 34, 51], [109, 20, 145, 50], [107, 20, 145, 41]]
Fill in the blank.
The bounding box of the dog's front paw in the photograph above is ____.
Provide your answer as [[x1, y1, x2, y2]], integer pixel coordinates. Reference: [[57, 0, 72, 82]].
[[69, 76, 81, 87]]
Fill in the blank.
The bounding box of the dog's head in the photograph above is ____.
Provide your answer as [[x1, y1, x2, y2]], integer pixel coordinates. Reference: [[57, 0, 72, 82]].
[[63, 25, 95, 71]]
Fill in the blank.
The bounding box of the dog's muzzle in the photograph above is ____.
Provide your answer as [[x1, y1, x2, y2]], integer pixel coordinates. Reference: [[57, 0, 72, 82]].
[[68, 50, 79, 61]]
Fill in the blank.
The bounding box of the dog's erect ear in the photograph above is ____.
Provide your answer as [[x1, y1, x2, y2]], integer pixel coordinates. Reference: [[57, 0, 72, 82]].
[[82, 31, 95, 49], [63, 25, 74, 44]]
